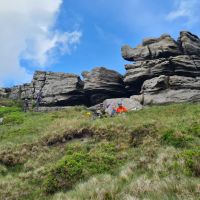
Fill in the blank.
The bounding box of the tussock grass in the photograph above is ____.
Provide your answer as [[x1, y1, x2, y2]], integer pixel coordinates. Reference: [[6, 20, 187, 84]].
[[0, 100, 199, 200]]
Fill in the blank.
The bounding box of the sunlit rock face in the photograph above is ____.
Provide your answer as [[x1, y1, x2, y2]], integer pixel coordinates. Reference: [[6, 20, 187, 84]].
[[122, 31, 200, 104], [2, 31, 200, 107]]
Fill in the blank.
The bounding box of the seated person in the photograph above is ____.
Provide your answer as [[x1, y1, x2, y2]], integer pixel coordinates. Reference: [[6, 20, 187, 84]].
[[116, 103, 128, 113]]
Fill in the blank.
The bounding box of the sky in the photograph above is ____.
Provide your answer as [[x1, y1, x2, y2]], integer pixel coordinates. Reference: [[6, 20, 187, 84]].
[[0, 0, 200, 87]]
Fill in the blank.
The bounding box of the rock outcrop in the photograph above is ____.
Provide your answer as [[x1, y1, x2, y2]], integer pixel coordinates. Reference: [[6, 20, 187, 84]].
[[122, 34, 181, 61], [0, 88, 10, 98], [3, 67, 127, 107], [122, 31, 200, 104], [139, 75, 200, 105], [82, 67, 126, 105], [8, 71, 87, 106], [1, 31, 200, 109]]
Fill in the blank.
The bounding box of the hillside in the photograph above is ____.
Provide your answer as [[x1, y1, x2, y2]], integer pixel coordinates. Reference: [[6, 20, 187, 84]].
[[0, 99, 199, 200]]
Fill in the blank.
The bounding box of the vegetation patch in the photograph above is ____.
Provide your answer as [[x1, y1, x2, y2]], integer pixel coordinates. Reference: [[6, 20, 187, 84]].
[[0, 102, 199, 199], [0, 150, 26, 167], [44, 141, 124, 193], [161, 130, 194, 148], [43, 128, 94, 146], [180, 149, 200, 177], [129, 123, 157, 147]]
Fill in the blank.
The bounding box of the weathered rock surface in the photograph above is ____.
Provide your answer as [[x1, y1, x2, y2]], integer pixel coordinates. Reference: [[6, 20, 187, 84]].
[[123, 31, 200, 105], [39, 72, 86, 106], [143, 89, 200, 105], [178, 31, 200, 55], [141, 75, 200, 105], [122, 34, 181, 62], [82, 67, 126, 105], [9, 86, 22, 99], [2, 31, 200, 109], [0, 88, 10, 98], [8, 71, 87, 106], [5, 67, 127, 107]]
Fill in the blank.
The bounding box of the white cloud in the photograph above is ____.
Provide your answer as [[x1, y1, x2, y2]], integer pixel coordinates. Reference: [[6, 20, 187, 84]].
[[166, 0, 200, 25], [0, 0, 82, 87]]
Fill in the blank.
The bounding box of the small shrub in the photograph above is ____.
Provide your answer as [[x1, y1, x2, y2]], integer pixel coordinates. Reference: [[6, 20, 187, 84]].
[[187, 122, 200, 137], [44, 142, 121, 193], [0, 164, 7, 175], [180, 149, 200, 177], [161, 130, 194, 148]]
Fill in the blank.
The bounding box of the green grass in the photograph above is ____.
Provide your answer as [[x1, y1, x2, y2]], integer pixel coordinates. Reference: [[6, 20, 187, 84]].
[[0, 99, 200, 200]]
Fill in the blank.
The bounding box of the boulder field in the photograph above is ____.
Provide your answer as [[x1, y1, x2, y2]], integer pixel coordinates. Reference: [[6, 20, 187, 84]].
[[1, 31, 200, 108]]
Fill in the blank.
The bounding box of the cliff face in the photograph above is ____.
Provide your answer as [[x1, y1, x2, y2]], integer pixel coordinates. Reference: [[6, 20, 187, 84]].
[[1, 31, 200, 107]]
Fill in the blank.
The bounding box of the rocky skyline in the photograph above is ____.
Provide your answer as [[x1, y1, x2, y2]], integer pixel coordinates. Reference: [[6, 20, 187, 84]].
[[1, 31, 200, 107]]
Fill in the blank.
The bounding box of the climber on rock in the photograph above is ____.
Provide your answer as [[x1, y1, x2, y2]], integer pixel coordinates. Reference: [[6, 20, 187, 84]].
[[36, 90, 43, 111], [23, 98, 29, 112]]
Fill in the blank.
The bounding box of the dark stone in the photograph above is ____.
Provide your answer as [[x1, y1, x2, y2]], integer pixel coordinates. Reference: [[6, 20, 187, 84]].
[[178, 31, 200, 55], [82, 67, 126, 105]]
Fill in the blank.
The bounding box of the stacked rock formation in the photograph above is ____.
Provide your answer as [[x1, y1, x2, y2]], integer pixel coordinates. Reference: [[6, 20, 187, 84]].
[[0, 88, 10, 98], [122, 31, 200, 105], [0, 68, 126, 107], [82, 67, 126, 105], [5, 71, 87, 106], [1, 31, 200, 108]]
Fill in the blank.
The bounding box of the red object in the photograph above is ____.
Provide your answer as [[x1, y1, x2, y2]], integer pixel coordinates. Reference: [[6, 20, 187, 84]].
[[116, 106, 128, 113]]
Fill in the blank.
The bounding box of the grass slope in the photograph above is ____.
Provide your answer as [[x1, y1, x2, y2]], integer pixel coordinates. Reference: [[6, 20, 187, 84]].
[[0, 99, 199, 200]]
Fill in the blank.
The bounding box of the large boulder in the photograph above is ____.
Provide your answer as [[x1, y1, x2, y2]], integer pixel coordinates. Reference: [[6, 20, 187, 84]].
[[0, 88, 10, 98], [9, 86, 21, 99], [38, 72, 86, 106], [141, 75, 200, 105], [178, 31, 200, 55], [8, 71, 87, 106], [171, 55, 200, 76], [103, 98, 142, 115], [124, 58, 173, 93], [122, 34, 181, 61], [143, 89, 200, 105], [122, 31, 200, 100], [21, 83, 34, 99], [82, 67, 126, 105]]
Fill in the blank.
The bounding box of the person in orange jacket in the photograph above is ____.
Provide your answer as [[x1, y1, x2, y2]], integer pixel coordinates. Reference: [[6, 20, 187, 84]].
[[116, 102, 128, 113]]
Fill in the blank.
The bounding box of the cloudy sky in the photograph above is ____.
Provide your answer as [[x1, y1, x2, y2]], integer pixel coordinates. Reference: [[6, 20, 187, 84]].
[[0, 0, 200, 87]]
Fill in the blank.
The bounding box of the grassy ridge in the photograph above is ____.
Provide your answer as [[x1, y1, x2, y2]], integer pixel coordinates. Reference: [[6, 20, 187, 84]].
[[0, 99, 199, 200]]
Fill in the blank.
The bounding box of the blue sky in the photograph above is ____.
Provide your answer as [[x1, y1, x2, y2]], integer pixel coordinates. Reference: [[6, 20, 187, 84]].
[[1, 0, 200, 87]]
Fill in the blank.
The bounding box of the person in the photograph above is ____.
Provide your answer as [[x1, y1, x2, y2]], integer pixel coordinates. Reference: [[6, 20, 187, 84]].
[[23, 98, 29, 112], [116, 102, 128, 114], [36, 90, 42, 111], [105, 104, 116, 117], [110, 106, 117, 116]]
